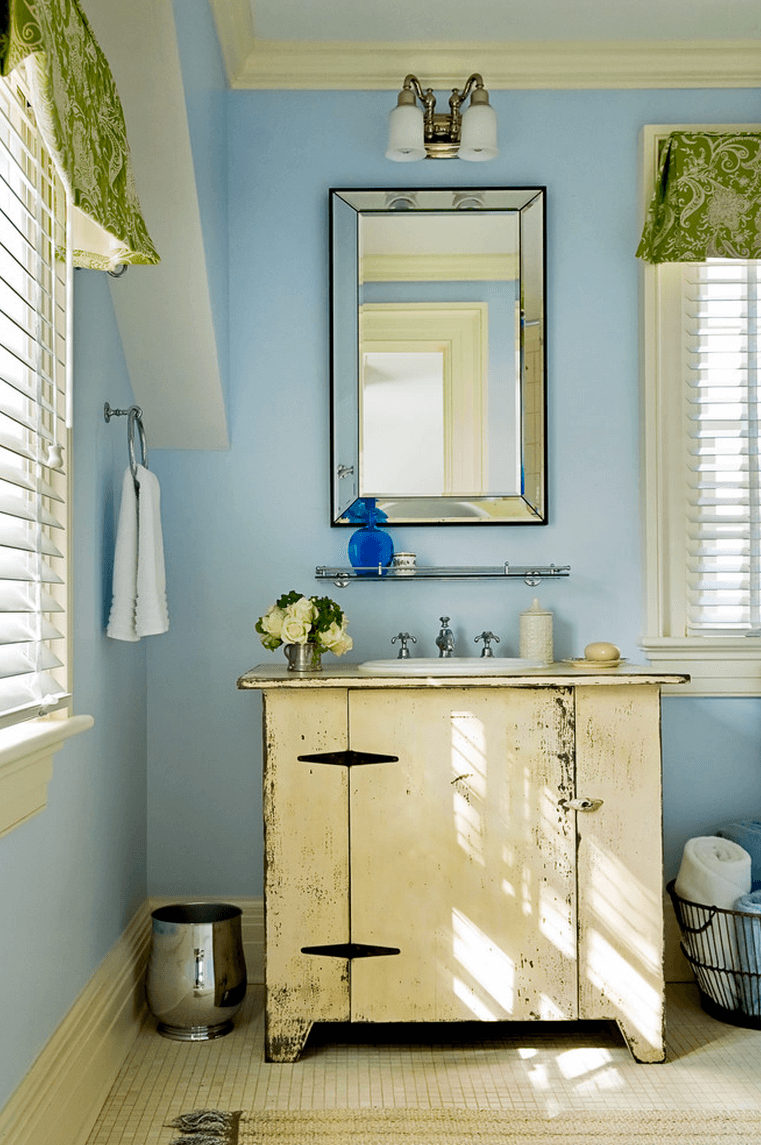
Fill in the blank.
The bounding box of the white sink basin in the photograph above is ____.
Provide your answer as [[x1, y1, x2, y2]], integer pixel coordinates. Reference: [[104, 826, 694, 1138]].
[[357, 657, 544, 676]]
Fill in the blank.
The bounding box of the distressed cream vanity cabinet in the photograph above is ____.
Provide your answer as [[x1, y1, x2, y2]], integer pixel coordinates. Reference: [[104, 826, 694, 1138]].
[[237, 664, 687, 1064]]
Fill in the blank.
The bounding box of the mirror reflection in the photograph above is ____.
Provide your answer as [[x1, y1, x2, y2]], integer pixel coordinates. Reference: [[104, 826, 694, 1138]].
[[331, 188, 546, 525]]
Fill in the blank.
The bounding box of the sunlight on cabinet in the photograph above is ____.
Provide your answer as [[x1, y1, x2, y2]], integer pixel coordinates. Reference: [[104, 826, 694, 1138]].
[[237, 663, 687, 1064]]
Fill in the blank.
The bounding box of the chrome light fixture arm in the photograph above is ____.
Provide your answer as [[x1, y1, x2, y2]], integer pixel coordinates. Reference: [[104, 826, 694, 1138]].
[[389, 73, 494, 161]]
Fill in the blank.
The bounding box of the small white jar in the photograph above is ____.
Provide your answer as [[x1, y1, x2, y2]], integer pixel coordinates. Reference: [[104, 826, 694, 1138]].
[[392, 552, 416, 577]]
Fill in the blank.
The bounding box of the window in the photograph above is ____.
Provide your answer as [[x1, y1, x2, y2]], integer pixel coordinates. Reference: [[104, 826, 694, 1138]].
[[640, 124, 761, 695], [0, 70, 69, 731]]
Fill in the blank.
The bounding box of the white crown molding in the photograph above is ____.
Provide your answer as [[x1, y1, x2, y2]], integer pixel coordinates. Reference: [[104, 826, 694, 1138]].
[[208, 0, 256, 90], [209, 5, 761, 90]]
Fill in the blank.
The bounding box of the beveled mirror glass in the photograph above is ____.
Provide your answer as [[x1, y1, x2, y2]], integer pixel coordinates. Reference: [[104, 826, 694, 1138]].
[[330, 187, 546, 525]]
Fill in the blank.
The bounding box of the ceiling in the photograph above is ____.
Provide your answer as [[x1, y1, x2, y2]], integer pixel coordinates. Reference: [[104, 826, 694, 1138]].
[[210, 0, 761, 89], [252, 0, 761, 45]]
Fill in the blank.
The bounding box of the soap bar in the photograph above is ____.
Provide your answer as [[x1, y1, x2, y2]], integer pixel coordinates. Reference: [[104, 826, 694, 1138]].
[[584, 641, 620, 661]]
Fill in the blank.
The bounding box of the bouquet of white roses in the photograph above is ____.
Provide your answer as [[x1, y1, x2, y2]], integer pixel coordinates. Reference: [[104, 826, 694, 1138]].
[[256, 590, 353, 656]]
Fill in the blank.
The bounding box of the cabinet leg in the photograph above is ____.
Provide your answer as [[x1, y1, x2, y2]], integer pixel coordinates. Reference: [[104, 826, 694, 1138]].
[[616, 1018, 665, 1064], [264, 1011, 313, 1063]]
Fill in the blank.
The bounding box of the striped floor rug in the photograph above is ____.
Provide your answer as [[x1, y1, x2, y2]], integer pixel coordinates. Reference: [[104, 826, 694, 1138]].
[[165, 1107, 761, 1144]]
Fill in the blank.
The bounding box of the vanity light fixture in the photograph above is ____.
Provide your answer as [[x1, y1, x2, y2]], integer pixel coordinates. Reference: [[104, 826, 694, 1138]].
[[386, 73, 498, 162]]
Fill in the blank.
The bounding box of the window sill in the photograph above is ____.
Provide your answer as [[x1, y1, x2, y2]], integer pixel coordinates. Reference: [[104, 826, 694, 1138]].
[[641, 638, 761, 697], [0, 714, 94, 838]]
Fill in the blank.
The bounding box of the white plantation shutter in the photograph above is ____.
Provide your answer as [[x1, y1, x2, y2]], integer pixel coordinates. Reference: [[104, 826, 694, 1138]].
[[0, 71, 69, 729], [684, 260, 761, 635]]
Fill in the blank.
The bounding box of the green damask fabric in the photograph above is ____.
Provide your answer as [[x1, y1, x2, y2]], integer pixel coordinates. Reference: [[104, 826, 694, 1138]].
[[0, 0, 159, 270], [637, 132, 761, 263]]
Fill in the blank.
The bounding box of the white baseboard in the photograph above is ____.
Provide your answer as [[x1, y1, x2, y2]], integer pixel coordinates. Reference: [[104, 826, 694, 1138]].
[[0, 900, 153, 1145], [0, 896, 264, 1145]]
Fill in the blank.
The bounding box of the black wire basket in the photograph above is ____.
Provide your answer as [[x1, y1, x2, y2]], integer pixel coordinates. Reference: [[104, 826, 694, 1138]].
[[667, 879, 761, 1028]]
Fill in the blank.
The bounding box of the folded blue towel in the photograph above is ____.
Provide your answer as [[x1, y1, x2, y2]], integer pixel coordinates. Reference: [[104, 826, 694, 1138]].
[[717, 822, 761, 891], [734, 890, 761, 1016]]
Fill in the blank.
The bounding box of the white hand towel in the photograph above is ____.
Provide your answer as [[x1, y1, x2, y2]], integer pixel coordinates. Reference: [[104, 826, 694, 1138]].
[[106, 467, 139, 641], [675, 836, 751, 909], [134, 465, 169, 637], [106, 465, 169, 641], [675, 836, 751, 1010]]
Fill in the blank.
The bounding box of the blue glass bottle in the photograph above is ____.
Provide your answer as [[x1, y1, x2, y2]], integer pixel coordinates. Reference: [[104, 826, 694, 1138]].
[[348, 524, 394, 576], [346, 498, 394, 577]]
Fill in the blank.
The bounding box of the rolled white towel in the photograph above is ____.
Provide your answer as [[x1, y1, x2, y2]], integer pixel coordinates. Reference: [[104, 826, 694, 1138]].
[[675, 836, 751, 909], [675, 836, 752, 1010]]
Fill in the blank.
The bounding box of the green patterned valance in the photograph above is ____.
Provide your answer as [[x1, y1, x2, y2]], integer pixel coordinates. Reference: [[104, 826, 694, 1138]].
[[637, 132, 761, 264], [0, 0, 159, 270]]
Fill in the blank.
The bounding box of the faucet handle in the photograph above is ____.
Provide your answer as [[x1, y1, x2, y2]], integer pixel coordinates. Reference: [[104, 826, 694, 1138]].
[[475, 631, 500, 657], [391, 632, 417, 659]]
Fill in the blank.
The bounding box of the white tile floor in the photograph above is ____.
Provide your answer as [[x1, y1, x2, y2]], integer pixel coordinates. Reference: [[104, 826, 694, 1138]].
[[85, 983, 761, 1144]]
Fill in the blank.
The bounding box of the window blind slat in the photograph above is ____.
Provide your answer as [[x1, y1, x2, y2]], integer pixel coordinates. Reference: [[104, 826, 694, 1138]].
[[0, 551, 62, 584], [0, 582, 62, 613], [0, 614, 62, 644], [684, 259, 761, 634], [0, 71, 68, 726], [0, 643, 62, 679]]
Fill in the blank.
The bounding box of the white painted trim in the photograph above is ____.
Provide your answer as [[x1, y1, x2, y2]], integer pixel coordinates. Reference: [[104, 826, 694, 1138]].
[[363, 252, 518, 283], [208, 6, 761, 90], [0, 714, 94, 838], [639, 124, 761, 698], [0, 900, 152, 1145], [0, 895, 264, 1145]]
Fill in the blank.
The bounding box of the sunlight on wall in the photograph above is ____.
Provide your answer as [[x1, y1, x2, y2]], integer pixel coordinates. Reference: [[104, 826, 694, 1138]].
[[452, 908, 515, 1017]]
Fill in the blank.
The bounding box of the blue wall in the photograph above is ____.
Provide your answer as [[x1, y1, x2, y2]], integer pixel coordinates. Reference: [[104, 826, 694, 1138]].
[[4, 10, 761, 1108], [0, 270, 148, 1108], [146, 78, 761, 899]]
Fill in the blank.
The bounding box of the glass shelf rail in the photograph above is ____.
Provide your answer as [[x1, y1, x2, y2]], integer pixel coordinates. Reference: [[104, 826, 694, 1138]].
[[315, 563, 571, 588]]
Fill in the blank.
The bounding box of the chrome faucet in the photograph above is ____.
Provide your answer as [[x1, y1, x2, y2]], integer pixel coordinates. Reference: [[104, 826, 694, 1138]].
[[435, 616, 456, 657], [475, 631, 500, 657], [391, 632, 417, 659]]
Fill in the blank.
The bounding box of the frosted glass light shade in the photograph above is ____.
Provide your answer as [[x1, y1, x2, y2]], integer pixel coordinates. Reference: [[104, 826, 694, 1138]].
[[386, 103, 426, 162], [459, 102, 498, 162]]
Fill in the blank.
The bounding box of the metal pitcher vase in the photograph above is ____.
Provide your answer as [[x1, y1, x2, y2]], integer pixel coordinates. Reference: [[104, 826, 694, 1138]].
[[284, 642, 323, 672]]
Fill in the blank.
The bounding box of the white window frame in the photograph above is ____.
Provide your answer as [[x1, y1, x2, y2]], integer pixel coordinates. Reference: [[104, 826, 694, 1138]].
[[0, 69, 92, 837], [639, 123, 761, 696]]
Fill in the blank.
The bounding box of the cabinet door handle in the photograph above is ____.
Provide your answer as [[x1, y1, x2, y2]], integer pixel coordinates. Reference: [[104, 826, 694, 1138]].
[[558, 797, 603, 813]]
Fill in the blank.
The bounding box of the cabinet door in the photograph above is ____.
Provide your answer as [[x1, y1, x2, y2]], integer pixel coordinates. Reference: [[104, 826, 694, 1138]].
[[348, 686, 577, 1023], [574, 684, 665, 1062], [263, 688, 350, 1061]]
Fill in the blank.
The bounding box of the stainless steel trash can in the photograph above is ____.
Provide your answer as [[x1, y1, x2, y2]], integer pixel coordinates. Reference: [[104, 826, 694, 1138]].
[[145, 902, 247, 1041]]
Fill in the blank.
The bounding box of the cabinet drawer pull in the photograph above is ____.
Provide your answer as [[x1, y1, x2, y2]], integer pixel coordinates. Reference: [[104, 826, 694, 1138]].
[[559, 797, 603, 813]]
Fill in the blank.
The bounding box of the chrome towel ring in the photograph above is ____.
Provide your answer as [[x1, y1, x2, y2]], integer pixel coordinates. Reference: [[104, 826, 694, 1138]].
[[104, 401, 149, 485]]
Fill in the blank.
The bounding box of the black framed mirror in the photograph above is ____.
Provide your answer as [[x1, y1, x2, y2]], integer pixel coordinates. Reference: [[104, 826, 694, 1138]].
[[330, 187, 547, 526]]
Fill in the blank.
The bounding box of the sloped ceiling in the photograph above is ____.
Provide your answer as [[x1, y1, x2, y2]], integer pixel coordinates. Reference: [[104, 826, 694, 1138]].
[[211, 0, 761, 89], [81, 0, 229, 451]]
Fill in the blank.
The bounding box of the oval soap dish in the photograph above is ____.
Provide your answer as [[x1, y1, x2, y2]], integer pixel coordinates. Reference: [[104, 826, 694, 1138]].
[[564, 657, 626, 669]]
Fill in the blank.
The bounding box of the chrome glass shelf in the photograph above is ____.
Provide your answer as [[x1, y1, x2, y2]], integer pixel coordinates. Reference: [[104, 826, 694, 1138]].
[[315, 563, 570, 588]]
